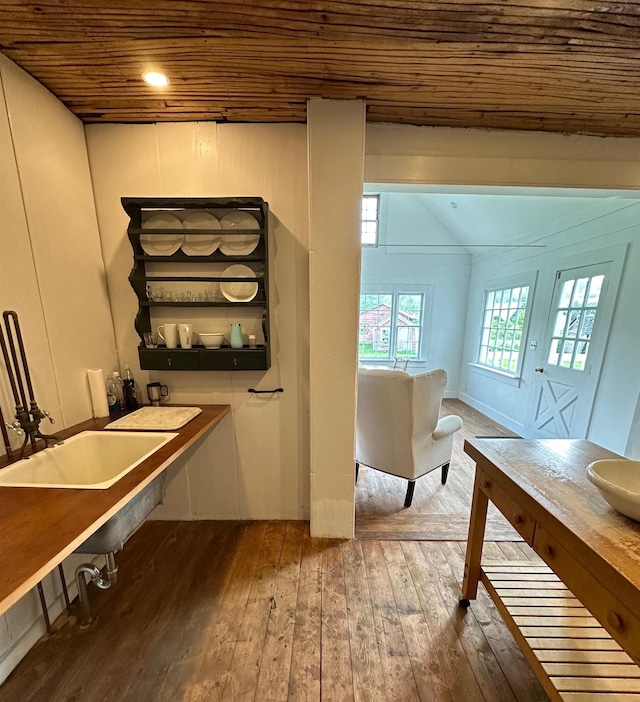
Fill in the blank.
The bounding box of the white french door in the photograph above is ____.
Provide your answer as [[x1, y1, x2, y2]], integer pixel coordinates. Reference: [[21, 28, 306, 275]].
[[527, 254, 623, 439]]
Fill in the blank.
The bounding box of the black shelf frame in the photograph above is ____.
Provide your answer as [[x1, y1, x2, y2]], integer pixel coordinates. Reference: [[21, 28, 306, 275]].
[[123, 196, 271, 372]]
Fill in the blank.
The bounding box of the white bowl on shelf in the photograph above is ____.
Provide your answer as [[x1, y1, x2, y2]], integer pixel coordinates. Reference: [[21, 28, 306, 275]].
[[199, 332, 224, 349]]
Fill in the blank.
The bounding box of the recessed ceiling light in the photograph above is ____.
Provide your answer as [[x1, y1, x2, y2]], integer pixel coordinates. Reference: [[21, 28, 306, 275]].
[[142, 71, 170, 87]]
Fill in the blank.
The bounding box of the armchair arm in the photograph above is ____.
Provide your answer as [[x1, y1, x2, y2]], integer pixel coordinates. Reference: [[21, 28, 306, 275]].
[[432, 415, 463, 441]]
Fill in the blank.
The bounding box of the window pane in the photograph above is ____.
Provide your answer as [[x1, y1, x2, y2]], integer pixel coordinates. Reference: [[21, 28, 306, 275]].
[[571, 278, 588, 307], [361, 195, 379, 245], [573, 342, 589, 371], [559, 280, 574, 308], [478, 284, 530, 373], [548, 338, 561, 365], [587, 275, 604, 306], [553, 310, 568, 337], [358, 293, 392, 358], [560, 340, 575, 367], [395, 293, 423, 357], [566, 309, 581, 338], [580, 309, 596, 339], [546, 273, 605, 373]]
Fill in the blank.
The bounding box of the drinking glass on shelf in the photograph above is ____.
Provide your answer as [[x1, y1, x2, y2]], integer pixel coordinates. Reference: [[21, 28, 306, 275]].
[[143, 332, 157, 349]]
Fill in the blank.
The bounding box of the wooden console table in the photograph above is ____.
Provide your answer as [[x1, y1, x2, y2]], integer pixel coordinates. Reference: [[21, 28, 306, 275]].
[[461, 437, 640, 700]]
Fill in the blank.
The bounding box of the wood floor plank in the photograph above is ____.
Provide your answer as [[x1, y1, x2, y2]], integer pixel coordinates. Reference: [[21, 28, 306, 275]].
[[287, 532, 324, 702], [320, 540, 354, 702], [361, 540, 421, 701], [380, 541, 451, 702], [255, 520, 305, 702], [190, 521, 269, 699], [2, 521, 559, 702], [85, 522, 219, 702], [401, 541, 488, 702], [220, 521, 287, 700], [133, 521, 239, 702], [341, 539, 386, 701]]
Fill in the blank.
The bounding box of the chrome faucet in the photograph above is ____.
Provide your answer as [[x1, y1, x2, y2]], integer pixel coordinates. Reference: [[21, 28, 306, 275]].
[[1, 310, 62, 459]]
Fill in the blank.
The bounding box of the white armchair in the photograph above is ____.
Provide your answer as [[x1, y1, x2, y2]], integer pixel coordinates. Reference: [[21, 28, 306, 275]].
[[355, 367, 463, 508]]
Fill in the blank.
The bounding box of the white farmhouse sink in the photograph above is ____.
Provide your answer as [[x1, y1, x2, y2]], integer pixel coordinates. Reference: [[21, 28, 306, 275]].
[[0, 431, 178, 489], [587, 459, 640, 521]]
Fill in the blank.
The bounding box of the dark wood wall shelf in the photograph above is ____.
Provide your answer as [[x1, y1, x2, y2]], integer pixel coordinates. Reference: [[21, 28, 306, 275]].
[[122, 197, 271, 372]]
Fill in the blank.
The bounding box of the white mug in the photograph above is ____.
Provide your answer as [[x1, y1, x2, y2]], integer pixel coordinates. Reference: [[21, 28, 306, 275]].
[[178, 323, 193, 349], [158, 323, 178, 349]]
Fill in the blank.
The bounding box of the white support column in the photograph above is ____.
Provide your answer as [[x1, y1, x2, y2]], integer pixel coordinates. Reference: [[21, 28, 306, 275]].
[[308, 98, 365, 538]]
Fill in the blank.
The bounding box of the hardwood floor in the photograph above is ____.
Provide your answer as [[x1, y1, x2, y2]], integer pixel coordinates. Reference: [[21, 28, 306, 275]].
[[356, 399, 522, 541], [1, 521, 549, 701]]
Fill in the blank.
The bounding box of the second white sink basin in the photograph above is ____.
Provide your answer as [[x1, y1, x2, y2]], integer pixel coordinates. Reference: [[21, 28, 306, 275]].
[[587, 459, 640, 521], [0, 431, 178, 489]]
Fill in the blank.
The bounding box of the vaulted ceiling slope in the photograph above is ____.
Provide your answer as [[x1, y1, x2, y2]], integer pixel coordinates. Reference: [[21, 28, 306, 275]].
[[1, 1, 640, 136]]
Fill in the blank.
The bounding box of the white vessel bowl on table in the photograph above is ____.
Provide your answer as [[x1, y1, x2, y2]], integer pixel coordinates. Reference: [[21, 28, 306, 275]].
[[587, 458, 640, 521], [0, 431, 177, 489]]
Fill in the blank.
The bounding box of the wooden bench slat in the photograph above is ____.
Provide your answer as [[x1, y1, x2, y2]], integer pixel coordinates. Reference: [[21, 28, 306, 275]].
[[508, 606, 590, 617], [521, 627, 615, 639], [514, 616, 602, 628], [560, 693, 640, 701], [528, 637, 623, 651], [538, 650, 634, 664], [552, 677, 640, 692], [545, 663, 640, 678], [503, 597, 584, 608]]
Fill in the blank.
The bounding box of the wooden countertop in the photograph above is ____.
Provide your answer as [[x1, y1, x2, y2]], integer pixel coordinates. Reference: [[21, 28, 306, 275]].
[[465, 437, 640, 616], [0, 405, 230, 616]]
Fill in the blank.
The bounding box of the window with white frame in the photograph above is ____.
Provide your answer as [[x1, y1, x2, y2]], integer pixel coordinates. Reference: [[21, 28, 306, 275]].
[[358, 291, 426, 360], [361, 195, 379, 245], [478, 284, 531, 374]]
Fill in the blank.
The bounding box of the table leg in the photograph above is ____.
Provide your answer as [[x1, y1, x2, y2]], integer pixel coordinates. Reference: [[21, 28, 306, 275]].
[[460, 467, 489, 606]]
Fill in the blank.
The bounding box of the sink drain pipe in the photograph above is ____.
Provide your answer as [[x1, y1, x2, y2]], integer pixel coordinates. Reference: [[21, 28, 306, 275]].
[[75, 552, 118, 624]]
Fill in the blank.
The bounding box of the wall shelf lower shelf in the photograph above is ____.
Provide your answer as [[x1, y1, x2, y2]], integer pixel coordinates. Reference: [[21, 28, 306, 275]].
[[139, 345, 269, 371]]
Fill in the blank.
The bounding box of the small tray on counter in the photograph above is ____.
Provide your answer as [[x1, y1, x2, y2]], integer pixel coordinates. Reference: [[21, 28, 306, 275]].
[[105, 406, 203, 431]]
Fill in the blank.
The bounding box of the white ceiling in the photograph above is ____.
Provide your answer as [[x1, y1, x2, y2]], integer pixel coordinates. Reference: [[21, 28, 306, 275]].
[[366, 185, 640, 250]]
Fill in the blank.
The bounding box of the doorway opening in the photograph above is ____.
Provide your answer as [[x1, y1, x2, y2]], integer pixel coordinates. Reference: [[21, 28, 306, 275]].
[[354, 185, 636, 540]]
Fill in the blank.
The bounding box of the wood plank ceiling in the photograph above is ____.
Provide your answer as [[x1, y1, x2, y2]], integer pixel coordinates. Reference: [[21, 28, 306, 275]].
[[1, 1, 640, 136]]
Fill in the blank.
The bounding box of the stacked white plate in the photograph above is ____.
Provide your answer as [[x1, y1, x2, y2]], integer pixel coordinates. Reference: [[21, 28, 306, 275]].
[[141, 213, 184, 255], [220, 264, 259, 302], [181, 211, 222, 256], [219, 211, 260, 256]]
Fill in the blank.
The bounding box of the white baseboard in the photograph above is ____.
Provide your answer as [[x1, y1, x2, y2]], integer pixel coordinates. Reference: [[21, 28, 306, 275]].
[[457, 392, 526, 436]]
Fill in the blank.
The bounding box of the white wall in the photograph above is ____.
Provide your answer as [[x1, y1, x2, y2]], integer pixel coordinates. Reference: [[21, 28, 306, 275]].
[[85, 121, 311, 521], [459, 202, 640, 449], [0, 56, 118, 683], [360, 192, 471, 391]]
